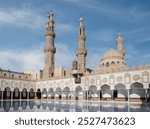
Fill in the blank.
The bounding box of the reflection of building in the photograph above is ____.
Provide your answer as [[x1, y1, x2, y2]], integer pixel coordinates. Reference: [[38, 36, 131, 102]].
[[0, 12, 150, 102]]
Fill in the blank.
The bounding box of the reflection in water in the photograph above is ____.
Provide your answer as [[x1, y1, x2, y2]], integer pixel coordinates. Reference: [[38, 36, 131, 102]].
[[48, 102, 54, 111], [55, 102, 62, 112], [3, 101, 11, 112], [29, 101, 34, 109], [0, 100, 150, 112], [13, 101, 20, 111], [21, 101, 27, 110]]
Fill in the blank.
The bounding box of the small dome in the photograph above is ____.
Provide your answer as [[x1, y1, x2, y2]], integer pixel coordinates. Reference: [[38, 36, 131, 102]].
[[102, 48, 122, 60]]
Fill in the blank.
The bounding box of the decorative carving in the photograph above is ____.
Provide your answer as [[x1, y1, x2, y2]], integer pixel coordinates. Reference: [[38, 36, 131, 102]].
[[124, 73, 131, 84], [133, 75, 140, 81], [102, 78, 107, 83], [96, 76, 101, 85], [117, 76, 123, 82], [90, 79, 95, 84]]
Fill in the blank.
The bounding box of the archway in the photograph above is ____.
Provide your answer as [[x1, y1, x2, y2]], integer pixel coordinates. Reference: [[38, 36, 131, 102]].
[[130, 82, 145, 101], [62, 87, 71, 100], [42, 88, 47, 99], [114, 83, 127, 101], [75, 86, 83, 100], [48, 88, 54, 99], [88, 85, 98, 100], [13, 88, 20, 99], [21, 88, 28, 99], [29, 88, 35, 99], [55, 87, 62, 99], [101, 84, 111, 100], [3, 87, 11, 99], [36, 89, 41, 99]]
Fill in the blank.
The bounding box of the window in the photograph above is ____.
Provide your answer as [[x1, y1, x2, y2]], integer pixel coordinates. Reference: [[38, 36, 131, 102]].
[[3, 73, 6, 77], [106, 62, 109, 67]]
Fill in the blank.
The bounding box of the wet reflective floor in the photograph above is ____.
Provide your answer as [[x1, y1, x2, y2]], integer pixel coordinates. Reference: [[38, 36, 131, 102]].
[[0, 100, 150, 112]]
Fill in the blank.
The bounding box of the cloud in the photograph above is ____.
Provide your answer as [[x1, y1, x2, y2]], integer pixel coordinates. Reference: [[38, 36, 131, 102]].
[[0, 42, 75, 72], [0, 7, 44, 29], [0, 49, 43, 72]]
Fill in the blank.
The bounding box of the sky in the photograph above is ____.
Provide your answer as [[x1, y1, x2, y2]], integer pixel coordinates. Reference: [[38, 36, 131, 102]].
[[0, 0, 150, 72]]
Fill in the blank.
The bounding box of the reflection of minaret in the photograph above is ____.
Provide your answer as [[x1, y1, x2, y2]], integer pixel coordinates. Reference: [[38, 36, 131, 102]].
[[76, 16, 87, 73], [116, 33, 125, 56], [43, 12, 56, 79]]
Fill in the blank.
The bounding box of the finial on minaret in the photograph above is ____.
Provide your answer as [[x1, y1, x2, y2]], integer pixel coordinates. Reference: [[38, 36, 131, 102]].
[[79, 16, 84, 26], [117, 32, 122, 39]]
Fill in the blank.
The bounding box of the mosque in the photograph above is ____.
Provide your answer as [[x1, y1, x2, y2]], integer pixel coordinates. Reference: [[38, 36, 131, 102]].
[[0, 12, 150, 102]]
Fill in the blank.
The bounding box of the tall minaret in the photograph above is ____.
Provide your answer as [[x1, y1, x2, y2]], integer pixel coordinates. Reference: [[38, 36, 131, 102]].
[[116, 33, 125, 56], [43, 12, 56, 79], [76, 16, 87, 74]]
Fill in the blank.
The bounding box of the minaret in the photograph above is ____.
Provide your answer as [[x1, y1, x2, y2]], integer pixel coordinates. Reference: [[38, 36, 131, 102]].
[[76, 16, 87, 73], [116, 32, 125, 56], [43, 12, 56, 79]]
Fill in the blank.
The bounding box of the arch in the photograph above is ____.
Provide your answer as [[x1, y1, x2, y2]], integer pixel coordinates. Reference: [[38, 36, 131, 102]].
[[55, 87, 62, 99], [3, 87, 11, 99], [75, 86, 83, 100], [130, 82, 143, 89], [88, 85, 98, 100], [13, 87, 20, 99], [42, 88, 47, 99], [114, 83, 127, 100], [62, 87, 71, 100], [21, 88, 27, 99], [111, 61, 115, 65], [106, 62, 109, 67], [48, 88, 54, 99], [101, 84, 111, 100], [36, 89, 41, 99], [130, 82, 145, 101], [101, 84, 110, 90], [115, 83, 126, 89], [29, 88, 35, 99]]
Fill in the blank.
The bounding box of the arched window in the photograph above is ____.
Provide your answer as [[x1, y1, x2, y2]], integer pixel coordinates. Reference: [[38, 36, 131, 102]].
[[106, 62, 109, 67]]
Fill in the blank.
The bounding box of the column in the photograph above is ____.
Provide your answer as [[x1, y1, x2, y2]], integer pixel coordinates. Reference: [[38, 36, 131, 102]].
[[128, 89, 130, 102], [112, 90, 114, 101], [145, 89, 147, 101], [1, 90, 3, 100], [20, 91, 21, 101]]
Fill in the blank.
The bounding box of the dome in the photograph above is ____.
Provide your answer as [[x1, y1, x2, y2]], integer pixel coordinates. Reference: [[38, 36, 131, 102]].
[[100, 48, 126, 68], [102, 48, 123, 60]]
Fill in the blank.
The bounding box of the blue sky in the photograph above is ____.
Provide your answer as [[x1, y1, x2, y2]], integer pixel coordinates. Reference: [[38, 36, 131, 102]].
[[0, 0, 150, 71]]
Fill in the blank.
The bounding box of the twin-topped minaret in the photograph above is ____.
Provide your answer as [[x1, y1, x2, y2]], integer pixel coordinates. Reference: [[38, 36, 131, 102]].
[[43, 12, 56, 79], [43, 13, 87, 80]]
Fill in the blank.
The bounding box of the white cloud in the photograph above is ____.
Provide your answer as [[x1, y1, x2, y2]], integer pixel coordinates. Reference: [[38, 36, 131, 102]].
[[0, 7, 44, 29], [0, 42, 75, 72], [0, 49, 43, 72]]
